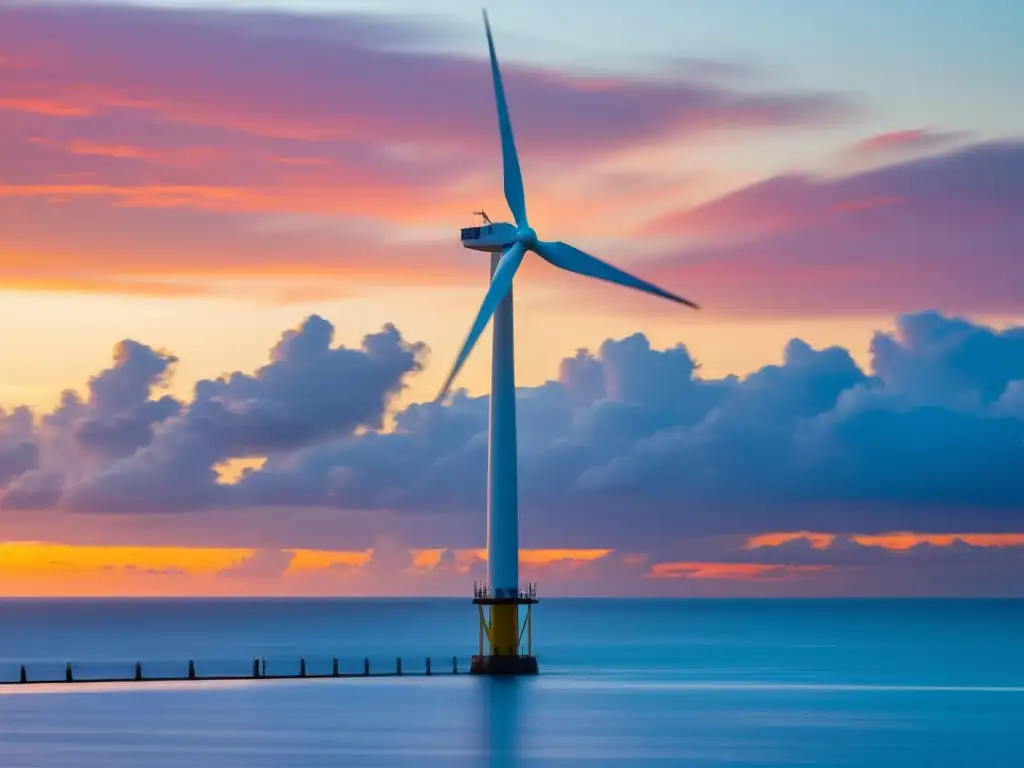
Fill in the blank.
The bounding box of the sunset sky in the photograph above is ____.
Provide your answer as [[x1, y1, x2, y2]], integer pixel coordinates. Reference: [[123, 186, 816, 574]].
[[1, 0, 1022, 597]]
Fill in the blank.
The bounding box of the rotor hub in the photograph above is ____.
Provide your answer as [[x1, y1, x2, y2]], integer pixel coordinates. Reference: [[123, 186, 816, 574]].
[[516, 226, 537, 248]]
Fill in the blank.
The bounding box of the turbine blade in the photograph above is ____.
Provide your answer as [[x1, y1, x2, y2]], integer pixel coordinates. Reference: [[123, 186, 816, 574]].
[[534, 240, 699, 310], [436, 243, 526, 401], [483, 9, 528, 228]]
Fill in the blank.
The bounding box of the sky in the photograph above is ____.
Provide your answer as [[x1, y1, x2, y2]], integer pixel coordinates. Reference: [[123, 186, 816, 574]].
[[0, 0, 1023, 597]]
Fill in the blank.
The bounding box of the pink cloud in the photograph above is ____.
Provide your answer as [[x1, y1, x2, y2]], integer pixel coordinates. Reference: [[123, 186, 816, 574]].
[[0, 5, 847, 156], [631, 141, 1024, 317], [0, 3, 852, 296], [849, 128, 971, 158]]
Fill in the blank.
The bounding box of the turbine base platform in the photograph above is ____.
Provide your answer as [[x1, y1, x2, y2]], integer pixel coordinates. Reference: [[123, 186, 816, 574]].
[[470, 654, 538, 676], [472, 583, 538, 673]]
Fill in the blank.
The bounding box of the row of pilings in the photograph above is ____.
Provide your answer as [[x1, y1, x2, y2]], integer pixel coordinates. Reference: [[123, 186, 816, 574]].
[[10, 656, 461, 685]]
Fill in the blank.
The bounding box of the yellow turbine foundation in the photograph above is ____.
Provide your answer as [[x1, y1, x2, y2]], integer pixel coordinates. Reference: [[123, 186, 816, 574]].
[[471, 583, 538, 675], [489, 604, 519, 656]]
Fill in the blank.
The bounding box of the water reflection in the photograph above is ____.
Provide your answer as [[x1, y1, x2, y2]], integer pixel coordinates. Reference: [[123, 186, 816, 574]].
[[479, 677, 523, 767]]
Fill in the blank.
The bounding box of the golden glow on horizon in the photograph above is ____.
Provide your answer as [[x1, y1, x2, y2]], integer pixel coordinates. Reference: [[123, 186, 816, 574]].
[[12, 284, 1001, 419], [0, 541, 255, 574], [0, 542, 622, 595], [0, 542, 379, 581], [1, 535, 1021, 595]]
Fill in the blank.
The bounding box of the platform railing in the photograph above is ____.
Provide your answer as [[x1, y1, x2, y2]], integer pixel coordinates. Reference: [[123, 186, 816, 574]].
[[472, 582, 537, 600]]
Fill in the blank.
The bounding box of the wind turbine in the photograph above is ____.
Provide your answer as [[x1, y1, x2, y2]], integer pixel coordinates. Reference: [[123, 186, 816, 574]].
[[446, 9, 698, 675]]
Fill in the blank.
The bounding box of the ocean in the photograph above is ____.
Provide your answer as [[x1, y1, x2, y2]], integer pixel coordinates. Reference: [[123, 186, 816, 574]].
[[0, 598, 1022, 766]]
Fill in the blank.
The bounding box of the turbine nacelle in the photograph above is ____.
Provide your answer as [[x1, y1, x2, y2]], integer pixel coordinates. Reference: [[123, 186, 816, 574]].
[[460, 220, 517, 252], [439, 9, 700, 402]]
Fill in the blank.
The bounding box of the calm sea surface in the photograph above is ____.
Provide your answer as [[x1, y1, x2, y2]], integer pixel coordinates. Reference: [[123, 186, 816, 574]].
[[0, 598, 1022, 767]]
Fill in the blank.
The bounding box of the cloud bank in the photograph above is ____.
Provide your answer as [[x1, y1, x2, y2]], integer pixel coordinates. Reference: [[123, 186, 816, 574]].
[[1, 310, 1021, 530], [2, 309, 1023, 594]]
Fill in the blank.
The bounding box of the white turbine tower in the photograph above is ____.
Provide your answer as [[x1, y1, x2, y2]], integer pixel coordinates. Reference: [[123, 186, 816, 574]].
[[446, 10, 699, 675]]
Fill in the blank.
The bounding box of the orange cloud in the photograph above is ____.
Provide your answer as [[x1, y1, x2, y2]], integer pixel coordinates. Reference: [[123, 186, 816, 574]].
[[0, 542, 622, 596], [745, 531, 836, 550], [852, 533, 1024, 551], [0, 541, 254, 575], [0, 543, 408, 596], [520, 549, 613, 565], [285, 549, 372, 572], [409, 548, 446, 570], [444, 548, 614, 575], [647, 561, 832, 581], [743, 531, 1024, 553], [456, 548, 612, 565]]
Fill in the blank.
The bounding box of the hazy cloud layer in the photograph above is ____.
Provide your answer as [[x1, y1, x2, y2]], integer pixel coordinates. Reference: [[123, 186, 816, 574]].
[[0, 1, 849, 296], [640, 141, 1024, 316], [0, 4, 844, 155]]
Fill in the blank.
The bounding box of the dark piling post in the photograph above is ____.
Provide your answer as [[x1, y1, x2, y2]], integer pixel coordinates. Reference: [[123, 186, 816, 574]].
[[452, 656, 458, 674], [135, 662, 143, 681], [363, 657, 370, 676], [188, 660, 196, 680], [396, 657, 402, 676], [426, 657, 431, 675], [19, 665, 26, 684], [65, 663, 73, 683], [299, 658, 306, 678], [332, 657, 339, 677], [253, 658, 260, 678]]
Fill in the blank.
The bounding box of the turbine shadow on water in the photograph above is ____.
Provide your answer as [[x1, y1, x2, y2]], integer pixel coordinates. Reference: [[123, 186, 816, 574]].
[[478, 677, 524, 767]]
